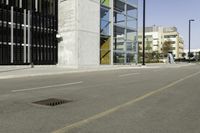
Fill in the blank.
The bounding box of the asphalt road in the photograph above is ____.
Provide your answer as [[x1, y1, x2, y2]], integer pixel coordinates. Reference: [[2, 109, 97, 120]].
[[0, 64, 200, 133]]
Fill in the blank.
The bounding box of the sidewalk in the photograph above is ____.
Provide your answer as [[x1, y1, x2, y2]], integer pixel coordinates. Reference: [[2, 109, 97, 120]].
[[0, 63, 195, 79]]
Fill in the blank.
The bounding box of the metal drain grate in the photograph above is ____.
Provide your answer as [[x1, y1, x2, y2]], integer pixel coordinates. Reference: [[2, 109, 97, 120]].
[[33, 98, 72, 107]]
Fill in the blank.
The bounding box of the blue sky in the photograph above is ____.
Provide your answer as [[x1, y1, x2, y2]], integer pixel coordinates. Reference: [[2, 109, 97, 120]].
[[138, 0, 200, 49]]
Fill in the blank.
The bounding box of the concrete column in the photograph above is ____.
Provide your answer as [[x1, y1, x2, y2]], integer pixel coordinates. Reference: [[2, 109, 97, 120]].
[[58, 0, 78, 67], [135, 3, 139, 64], [124, 2, 127, 64], [58, 0, 100, 67]]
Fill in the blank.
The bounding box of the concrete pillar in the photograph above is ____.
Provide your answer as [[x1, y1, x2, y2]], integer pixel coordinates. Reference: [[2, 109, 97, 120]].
[[58, 0, 100, 68], [110, 0, 114, 65]]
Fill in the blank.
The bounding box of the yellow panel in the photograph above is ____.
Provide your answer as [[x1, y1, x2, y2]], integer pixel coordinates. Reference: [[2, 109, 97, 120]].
[[100, 37, 111, 64], [100, 50, 110, 64], [101, 38, 110, 49]]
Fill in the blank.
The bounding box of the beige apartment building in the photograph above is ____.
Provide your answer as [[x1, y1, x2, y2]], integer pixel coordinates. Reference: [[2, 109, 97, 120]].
[[138, 26, 184, 60]]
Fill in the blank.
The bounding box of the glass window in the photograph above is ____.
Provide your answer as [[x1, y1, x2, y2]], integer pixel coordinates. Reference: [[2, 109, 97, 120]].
[[127, 31, 136, 41], [113, 39, 125, 51], [164, 35, 177, 38], [126, 0, 138, 5], [113, 0, 138, 64], [101, 7, 109, 21], [127, 8, 137, 18], [114, 11, 126, 26], [101, 7, 110, 36], [114, 0, 126, 14], [126, 42, 134, 51], [126, 53, 134, 63], [114, 52, 125, 64], [127, 17, 137, 29]]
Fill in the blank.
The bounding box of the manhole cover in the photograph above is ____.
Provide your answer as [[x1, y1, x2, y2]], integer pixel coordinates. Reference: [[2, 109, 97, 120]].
[[33, 98, 72, 107]]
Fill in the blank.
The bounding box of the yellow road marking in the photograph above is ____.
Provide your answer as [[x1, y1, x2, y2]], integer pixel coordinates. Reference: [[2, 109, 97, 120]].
[[52, 71, 200, 133]]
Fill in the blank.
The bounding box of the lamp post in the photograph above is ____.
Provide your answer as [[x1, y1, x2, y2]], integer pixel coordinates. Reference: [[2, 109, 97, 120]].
[[188, 19, 195, 63], [142, 0, 146, 65]]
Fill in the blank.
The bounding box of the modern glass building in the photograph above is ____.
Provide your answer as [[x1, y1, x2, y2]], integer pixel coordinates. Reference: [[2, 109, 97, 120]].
[[0, 0, 58, 65], [100, 0, 138, 65], [0, 0, 138, 66]]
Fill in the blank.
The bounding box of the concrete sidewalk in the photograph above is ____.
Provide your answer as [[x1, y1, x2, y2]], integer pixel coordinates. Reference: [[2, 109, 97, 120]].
[[0, 63, 195, 79]]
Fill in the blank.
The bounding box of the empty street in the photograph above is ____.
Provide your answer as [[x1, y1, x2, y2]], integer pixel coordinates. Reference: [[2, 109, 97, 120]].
[[0, 64, 200, 133]]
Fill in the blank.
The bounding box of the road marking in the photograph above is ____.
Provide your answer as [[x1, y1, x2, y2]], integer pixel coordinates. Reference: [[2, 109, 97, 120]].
[[52, 70, 200, 133], [153, 69, 162, 72], [119, 73, 140, 77], [11, 81, 83, 92]]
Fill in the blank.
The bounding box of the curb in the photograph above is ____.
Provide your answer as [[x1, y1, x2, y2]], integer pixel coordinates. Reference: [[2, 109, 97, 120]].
[[0, 63, 194, 80], [0, 66, 161, 80]]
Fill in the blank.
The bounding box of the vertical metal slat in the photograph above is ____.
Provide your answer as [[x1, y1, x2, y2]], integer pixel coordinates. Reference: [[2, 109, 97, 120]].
[[23, 9, 26, 63], [11, 6, 13, 63], [28, 10, 31, 63]]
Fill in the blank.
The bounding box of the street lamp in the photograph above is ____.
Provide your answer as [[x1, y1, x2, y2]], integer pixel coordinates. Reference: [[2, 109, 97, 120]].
[[188, 19, 195, 63], [142, 0, 146, 65]]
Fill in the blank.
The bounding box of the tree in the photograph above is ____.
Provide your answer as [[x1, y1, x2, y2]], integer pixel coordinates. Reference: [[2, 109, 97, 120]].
[[138, 45, 143, 63], [145, 40, 152, 52], [182, 52, 186, 59], [152, 51, 160, 62], [188, 52, 194, 58], [199, 51, 200, 61], [162, 40, 173, 57], [145, 39, 153, 62]]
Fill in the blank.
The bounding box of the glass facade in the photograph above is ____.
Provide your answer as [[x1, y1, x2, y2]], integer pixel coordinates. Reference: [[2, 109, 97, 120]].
[[0, 0, 137, 66], [100, 0, 138, 65], [0, 0, 58, 65], [113, 0, 138, 64]]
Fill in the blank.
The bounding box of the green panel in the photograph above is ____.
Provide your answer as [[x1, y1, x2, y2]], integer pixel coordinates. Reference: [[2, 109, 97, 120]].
[[100, 0, 110, 7]]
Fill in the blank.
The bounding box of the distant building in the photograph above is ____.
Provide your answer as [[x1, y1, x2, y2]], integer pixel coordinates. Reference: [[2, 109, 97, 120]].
[[138, 26, 184, 60]]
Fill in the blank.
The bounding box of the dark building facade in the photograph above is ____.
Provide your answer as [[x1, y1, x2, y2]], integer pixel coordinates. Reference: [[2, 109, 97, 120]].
[[0, 0, 58, 65]]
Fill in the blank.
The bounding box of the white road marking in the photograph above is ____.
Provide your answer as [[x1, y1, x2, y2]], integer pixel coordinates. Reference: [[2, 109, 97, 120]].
[[11, 81, 83, 92], [119, 73, 140, 77]]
